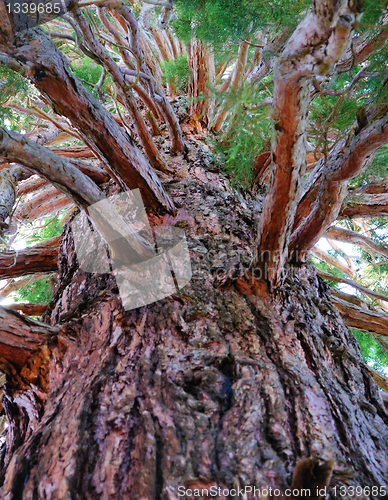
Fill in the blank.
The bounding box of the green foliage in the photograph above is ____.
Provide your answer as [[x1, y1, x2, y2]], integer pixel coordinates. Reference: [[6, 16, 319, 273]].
[[173, 0, 311, 46], [350, 145, 388, 188], [310, 255, 347, 288], [14, 276, 54, 304], [357, 0, 388, 29], [0, 66, 30, 127], [72, 57, 111, 98], [352, 329, 388, 374], [72, 57, 103, 85], [11, 217, 63, 305], [213, 82, 272, 188], [161, 54, 190, 92], [25, 216, 63, 246]]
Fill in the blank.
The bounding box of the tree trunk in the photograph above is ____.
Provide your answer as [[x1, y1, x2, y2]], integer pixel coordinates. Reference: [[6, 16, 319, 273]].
[[188, 39, 215, 131], [0, 161, 387, 499]]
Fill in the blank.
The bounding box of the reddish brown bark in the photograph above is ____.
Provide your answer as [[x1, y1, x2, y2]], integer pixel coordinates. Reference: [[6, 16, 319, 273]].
[[0, 27, 173, 211], [0, 240, 58, 279], [6, 303, 49, 317], [0, 307, 57, 367], [15, 186, 62, 221], [188, 39, 215, 130], [290, 111, 388, 254], [0, 158, 387, 498], [48, 146, 96, 159], [257, 3, 356, 285]]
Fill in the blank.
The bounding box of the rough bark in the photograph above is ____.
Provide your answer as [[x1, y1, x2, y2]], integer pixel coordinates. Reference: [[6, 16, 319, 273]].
[[0, 157, 387, 498], [290, 110, 388, 254], [0, 239, 59, 279], [188, 39, 215, 130], [257, 0, 358, 285]]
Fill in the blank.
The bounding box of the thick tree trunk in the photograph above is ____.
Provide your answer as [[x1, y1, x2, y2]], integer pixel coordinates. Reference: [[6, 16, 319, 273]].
[[188, 39, 215, 131], [0, 160, 387, 499]]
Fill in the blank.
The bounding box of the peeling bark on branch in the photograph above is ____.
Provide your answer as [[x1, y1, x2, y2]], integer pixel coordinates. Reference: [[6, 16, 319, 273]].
[[0, 240, 58, 279], [291, 111, 388, 253], [257, 0, 357, 285], [332, 295, 388, 336], [0, 307, 57, 367]]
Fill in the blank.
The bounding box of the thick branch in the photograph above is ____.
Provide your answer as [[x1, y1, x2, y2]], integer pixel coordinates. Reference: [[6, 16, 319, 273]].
[[332, 295, 388, 337], [0, 307, 58, 367], [0, 240, 59, 279], [257, 1, 357, 285], [5, 28, 173, 211], [291, 111, 388, 252], [326, 226, 388, 260]]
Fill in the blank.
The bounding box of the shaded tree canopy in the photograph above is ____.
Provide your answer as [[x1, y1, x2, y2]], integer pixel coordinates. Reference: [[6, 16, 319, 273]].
[[0, 0, 388, 497]]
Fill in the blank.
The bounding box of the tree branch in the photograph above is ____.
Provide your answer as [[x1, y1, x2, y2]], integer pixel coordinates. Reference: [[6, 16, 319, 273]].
[[0, 307, 58, 367], [326, 226, 388, 260], [0, 239, 59, 280], [340, 193, 388, 219], [290, 111, 388, 253], [1, 27, 173, 211], [312, 246, 354, 277], [317, 269, 388, 303], [257, 0, 358, 286], [6, 303, 49, 317], [332, 295, 388, 337], [0, 127, 155, 260]]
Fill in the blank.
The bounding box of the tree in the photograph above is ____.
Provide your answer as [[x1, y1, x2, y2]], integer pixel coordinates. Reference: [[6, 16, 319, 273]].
[[0, 0, 388, 497]]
